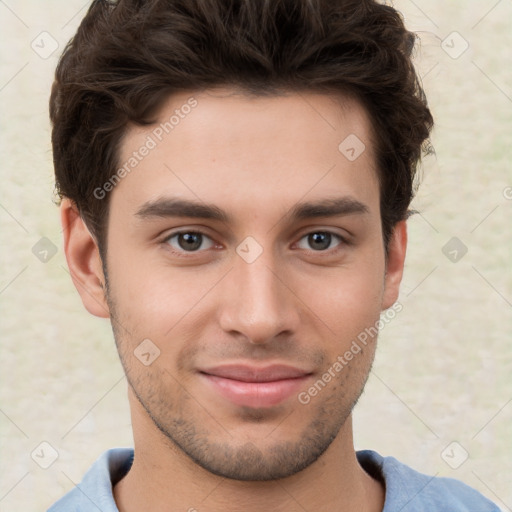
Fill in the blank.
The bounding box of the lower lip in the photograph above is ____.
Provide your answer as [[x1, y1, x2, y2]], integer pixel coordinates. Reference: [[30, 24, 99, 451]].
[[201, 374, 310, 408]]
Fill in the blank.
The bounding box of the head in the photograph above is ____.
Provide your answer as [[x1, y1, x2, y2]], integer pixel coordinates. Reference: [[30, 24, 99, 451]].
[[53, 0, 433, 481]]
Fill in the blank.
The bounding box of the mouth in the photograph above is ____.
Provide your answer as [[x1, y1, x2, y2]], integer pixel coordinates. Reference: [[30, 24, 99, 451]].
[[198, 364, 313, 408]]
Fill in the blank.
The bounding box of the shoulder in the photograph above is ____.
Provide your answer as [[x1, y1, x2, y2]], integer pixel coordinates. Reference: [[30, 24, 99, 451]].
[[357, 450, 501, 512], [47, 447, 134, 512]]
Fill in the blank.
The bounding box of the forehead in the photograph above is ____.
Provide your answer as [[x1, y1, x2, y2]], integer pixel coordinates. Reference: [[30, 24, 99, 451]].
[[113, 88, 380, 219]]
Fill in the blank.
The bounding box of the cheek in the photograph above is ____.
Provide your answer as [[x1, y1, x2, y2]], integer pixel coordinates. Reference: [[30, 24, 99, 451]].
[[295, 260, 385, 342], [106, 256, 221, 340]]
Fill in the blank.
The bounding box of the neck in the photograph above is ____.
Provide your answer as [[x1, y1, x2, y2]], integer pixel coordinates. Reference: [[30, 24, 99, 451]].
[[114, 392, 384, 512]]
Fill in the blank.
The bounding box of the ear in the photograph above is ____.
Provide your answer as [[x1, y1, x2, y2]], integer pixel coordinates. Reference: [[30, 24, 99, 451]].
[[61, 198, 110, 318], [382, 220, 407, 310]]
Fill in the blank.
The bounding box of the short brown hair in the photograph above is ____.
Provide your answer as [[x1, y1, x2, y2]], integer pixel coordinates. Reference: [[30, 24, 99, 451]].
[[50, 0, 433, 254]]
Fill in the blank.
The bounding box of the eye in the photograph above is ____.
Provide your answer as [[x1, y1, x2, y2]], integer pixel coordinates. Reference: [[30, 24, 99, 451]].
[[164, 231, 215, 252], [296, 231, 344, 251]]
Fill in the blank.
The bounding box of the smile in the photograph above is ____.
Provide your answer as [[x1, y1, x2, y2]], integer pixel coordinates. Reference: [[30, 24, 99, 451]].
[[199, 364, 313, 408]]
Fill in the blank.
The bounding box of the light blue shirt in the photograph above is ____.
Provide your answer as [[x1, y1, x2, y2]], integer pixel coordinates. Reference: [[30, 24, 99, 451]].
[[48, 448, 501, 511]]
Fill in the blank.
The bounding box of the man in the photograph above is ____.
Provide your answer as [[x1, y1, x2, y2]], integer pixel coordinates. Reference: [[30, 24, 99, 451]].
[[48, 0, 500, 510]]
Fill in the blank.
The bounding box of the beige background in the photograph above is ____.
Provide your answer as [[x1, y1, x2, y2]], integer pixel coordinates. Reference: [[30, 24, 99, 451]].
[[1, 0, 511, 510]]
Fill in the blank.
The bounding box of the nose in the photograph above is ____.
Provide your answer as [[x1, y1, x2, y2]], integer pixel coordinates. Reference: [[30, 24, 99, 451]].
[[217, 249, 300, 345]]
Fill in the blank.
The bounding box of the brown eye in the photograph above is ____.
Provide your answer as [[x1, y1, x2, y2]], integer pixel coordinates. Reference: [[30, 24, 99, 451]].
[[165, 232, 214, 252], [308, 232, 331, 250]]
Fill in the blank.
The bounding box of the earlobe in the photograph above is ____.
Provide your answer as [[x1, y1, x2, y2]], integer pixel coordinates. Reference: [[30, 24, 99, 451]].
[[61, 198, 110, 318], [382, 220, 408, 310]]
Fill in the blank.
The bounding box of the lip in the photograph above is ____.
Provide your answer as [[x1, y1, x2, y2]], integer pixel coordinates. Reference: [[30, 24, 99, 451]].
[[199, 364, 312, 408]]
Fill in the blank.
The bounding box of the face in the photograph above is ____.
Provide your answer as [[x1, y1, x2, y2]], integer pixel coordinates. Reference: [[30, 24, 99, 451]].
[[90, 89, 405, 480]]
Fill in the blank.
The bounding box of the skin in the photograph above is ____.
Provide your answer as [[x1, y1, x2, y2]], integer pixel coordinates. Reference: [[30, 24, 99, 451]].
[[62, 88, 407, 512]]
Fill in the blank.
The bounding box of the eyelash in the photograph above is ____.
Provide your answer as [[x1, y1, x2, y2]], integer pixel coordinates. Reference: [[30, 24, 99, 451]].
[[161, 229, 349, 256]]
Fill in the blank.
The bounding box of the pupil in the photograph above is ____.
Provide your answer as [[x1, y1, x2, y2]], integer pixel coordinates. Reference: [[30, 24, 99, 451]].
[[179, 233, 202, 251], [309, 232, 331, 250]]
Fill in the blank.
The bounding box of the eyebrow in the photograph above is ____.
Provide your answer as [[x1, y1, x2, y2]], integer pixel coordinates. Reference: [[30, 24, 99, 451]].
[[135, 196, 369, 223], [289, 197, 369, 220], [136, 198, 229, 222]]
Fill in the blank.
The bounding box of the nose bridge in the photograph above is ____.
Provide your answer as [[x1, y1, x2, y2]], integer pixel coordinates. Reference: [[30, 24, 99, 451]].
[[218, 247, 297, 343]]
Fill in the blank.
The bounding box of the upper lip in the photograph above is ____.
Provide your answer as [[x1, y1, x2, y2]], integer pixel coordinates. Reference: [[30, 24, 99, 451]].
[[199, 364, 311, 383]]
